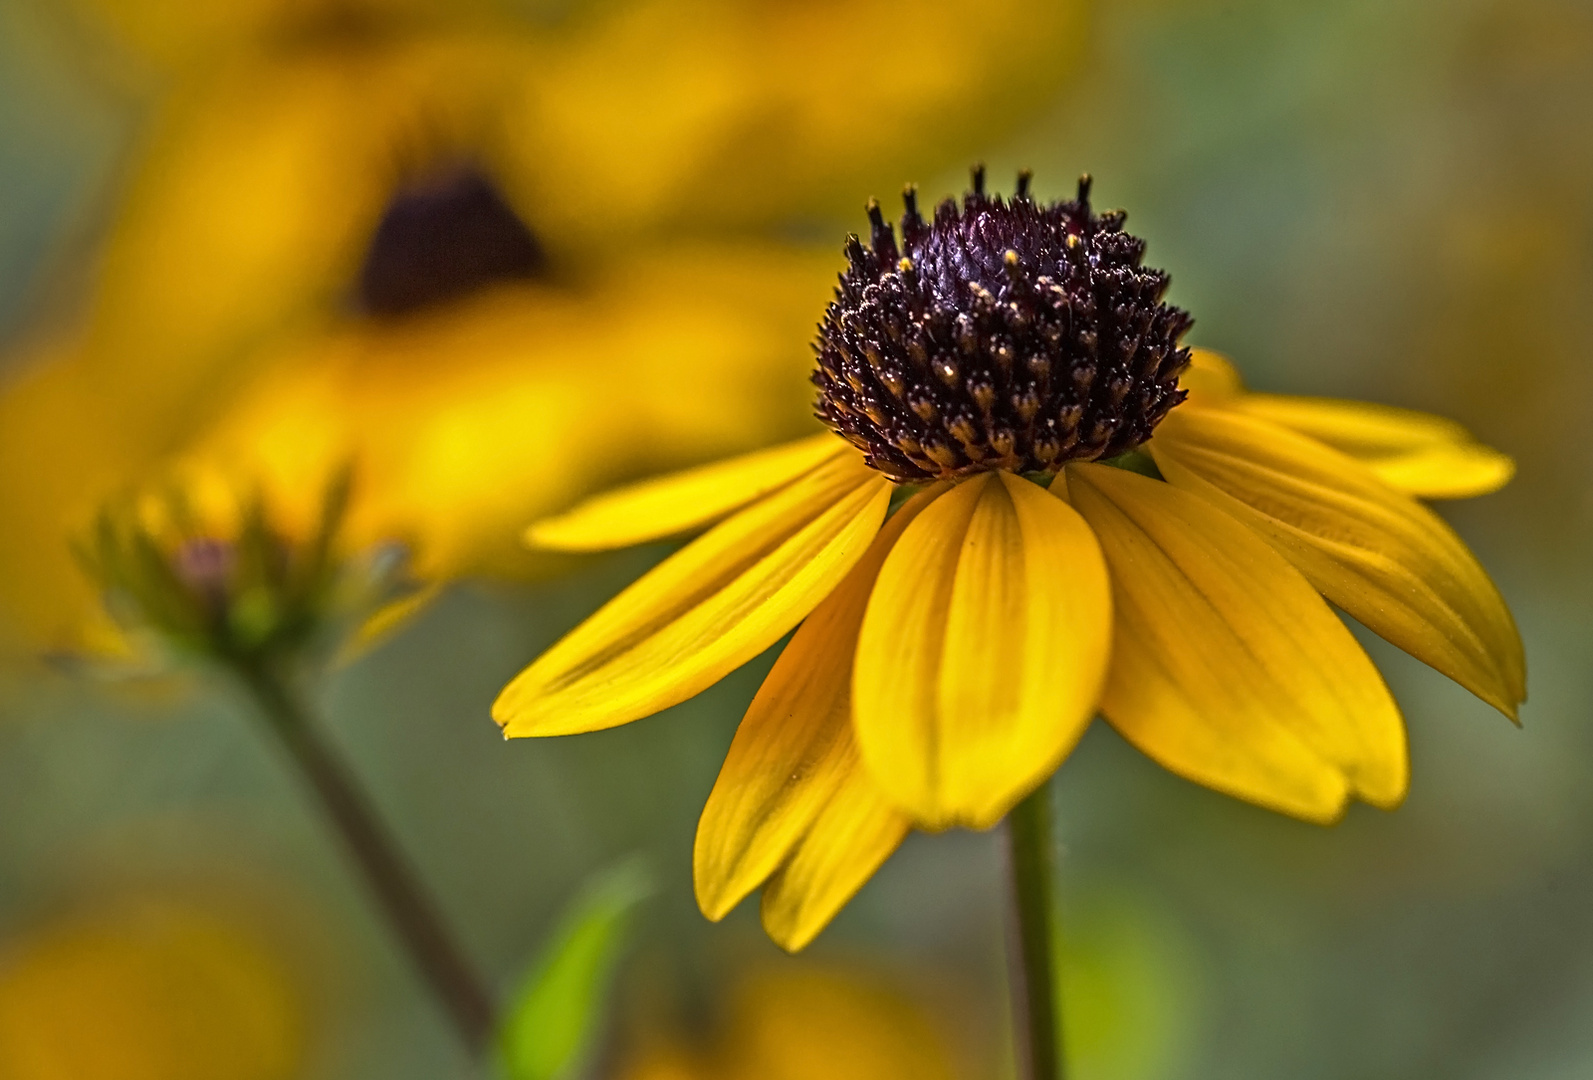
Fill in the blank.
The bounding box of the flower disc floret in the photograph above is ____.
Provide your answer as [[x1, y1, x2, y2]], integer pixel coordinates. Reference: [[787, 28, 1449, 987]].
[[813, 169, 1194, 481]]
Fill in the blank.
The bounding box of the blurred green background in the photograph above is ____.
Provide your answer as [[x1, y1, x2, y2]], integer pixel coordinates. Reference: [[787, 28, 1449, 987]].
[[3, 0, 1591, 1077]]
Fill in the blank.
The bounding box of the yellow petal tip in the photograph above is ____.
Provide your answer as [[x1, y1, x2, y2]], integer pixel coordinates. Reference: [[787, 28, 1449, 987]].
[[694, 885, 736, 924], [1291, 793, 1351, 827], [523, 516, 599, 552], [759, 911, 817, 955], [1361, 786, 1408, 813], [692, 837, 760, 925]]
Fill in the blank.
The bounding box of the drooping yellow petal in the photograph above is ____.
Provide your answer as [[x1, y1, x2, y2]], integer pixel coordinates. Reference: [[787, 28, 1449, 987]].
[[1229, 394, 1515, 499], [1176, 348, 1244, 404], [759, 766, 911, 953], [494, 453, 890, 737], [693, 487, 942, 925], [1150, 407, 1525, 719], [530, 434, 844, 552], [854, 472, 1111, 831], [1068, 462, 1408, 822]]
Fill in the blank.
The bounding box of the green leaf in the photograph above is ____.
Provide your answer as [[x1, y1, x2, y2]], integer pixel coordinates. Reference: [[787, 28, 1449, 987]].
[[499, 856, 653, 1080]]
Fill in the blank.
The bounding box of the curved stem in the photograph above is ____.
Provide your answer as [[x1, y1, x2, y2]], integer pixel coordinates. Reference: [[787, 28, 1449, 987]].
[[236, 661, 497, 1054], [1006, 779, 1066, 1080]]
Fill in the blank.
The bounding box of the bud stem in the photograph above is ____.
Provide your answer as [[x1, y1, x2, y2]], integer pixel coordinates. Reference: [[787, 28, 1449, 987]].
[[1005, 777, 1067, 1080], [235, 661, 497, 1054]]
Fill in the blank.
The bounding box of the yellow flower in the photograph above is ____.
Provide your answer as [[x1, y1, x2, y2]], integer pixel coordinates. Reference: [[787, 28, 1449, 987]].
[[0, 899, 302, 1080], [614, 966, 958, 1080], [0, 0, 1088, 653], [495, 172, 1525, 951]]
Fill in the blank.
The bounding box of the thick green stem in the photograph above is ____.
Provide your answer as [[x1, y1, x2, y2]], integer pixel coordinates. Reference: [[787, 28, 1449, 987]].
[[1006, 779, 1065, 1080], [236, 662, 497, 1054]]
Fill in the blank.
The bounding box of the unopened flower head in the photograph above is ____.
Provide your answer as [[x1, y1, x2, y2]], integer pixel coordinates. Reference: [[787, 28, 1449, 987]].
[[497, 171, 1524, 952], [78, 468, 422, 668]]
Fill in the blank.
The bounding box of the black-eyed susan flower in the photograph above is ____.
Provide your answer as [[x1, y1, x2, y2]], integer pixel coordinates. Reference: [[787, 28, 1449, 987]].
[[0, 0, 1086, 654], [496, 170, 1525, 952]]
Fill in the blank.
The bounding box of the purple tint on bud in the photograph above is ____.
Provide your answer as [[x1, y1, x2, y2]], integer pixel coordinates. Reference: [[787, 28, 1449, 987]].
[[173, 537, 236, 611]]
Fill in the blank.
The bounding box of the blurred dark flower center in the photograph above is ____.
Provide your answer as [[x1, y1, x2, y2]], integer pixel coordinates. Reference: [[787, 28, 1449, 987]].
[[813, 169, 1193, 482], [356, 166, 547, 316]]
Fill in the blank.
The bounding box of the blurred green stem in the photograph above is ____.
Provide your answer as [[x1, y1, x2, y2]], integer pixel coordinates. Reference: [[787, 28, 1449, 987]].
[[236, 661, 497, 1054], [1007, 778, 1065, 1080]]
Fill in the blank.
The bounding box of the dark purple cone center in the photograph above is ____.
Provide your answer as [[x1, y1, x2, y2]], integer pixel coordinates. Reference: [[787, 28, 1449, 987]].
[[813, 169, 1193, 482], [357, 165, 546, 316]]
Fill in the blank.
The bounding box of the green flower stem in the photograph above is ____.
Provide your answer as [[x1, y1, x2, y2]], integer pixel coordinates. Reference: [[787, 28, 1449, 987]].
[[1006, 778, 1066, 1080], [236, 661, 497, 1054]]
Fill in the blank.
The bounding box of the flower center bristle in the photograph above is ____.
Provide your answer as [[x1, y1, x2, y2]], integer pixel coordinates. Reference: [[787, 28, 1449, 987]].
[[813, 167, 1193, 482]]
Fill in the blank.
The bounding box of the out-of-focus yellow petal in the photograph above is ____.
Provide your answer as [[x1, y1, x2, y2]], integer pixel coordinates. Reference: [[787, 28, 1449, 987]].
[[1068, 462, 1407, 822], [1176, 348, 1243, 405], [0, 343, 140, 650], [692, 487, 940, 926], [70, 0, 471, 72], [531, 435, 843, 553], [512, 0, 1089, 241], [1228, 394, 1516, 499], [759, 766, 910, 954], [1150, 407, 1526, 720], [336, 583, 443, 666], [494, 452, 889, 737], [854, 473, 1111, 831]]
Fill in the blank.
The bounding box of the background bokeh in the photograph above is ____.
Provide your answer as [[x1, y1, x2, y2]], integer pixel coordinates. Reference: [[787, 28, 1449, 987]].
[[3, 0, 1591, 1077]]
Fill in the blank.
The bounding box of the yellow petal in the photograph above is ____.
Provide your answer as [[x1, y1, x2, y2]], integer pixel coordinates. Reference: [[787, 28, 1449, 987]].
[[494, 453, 890, 736], [693, 487, 942, 924], [854, 472, 1111, 831], [530, 434, 844, 552], [1177, 348, 1244, 404], [1150, 407, 1525, 719], [759, 765, 911, 953], [511, 0, 1089, 242], [1068, 463, 1408, 822], [1231, 394, 1515, 499], [335, 583, 443, 667]]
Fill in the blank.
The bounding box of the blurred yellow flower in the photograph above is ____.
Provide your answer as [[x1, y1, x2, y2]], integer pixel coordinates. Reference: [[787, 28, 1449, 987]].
[[0, 900, 302, 1080], [0, 0, 1088, 653], [614, 966, 958, 1080], [495, 176, 1524, 950]]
